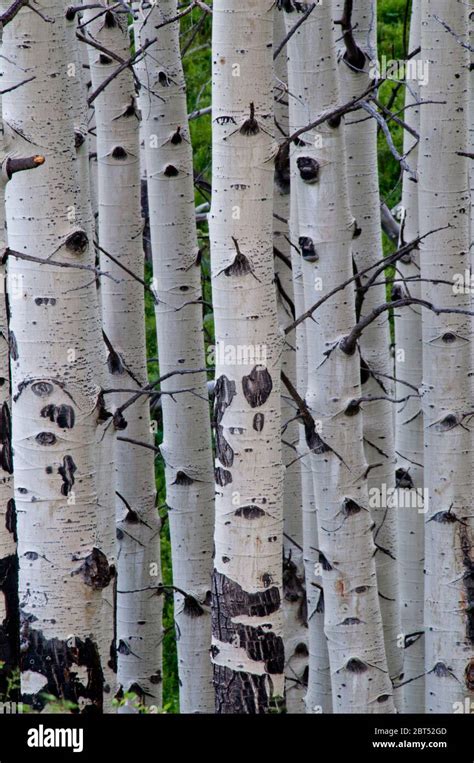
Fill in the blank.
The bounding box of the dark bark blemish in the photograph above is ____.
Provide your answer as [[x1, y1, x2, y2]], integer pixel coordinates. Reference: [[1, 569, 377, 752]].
[[459, 525, 474, 643], [0, 402, 12, 474], [183, 595, 205, 618], [235, 505, 266, 519], [216, 426, 234, 467], [242, 366, 273, 408], [173, 471, 194, 486], [41, 403, 75, 429], [318, 551, 333, 572], [214, 664, 271, 714], [36, 432, 56, 446], [0, 552, 19, 699], [395, 468, 414, 489], [72, 548, 113, 591], [299, 236, 318, 262], [253, 413, 264, 432], [58, 455, 76, 496], [215, 467, 232, 486], [296, 156, 319, 183], [112, 146, 127, 160], [6, 499, 17, 541], [164, 164, 179, 177], [9, 332, 18, 361], [345, 658, 368, 674], [31, 381, 53, 398], [274, 141, 290, 194], [65, 230, 88, 254]]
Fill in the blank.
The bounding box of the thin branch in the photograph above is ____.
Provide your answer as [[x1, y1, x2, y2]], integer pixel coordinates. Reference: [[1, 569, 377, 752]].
[[273, 2, 315, 61]]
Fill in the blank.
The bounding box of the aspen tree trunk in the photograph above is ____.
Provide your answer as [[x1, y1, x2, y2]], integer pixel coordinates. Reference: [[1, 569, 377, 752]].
[[133, 0, 214, 713], [83, 7, 162, 709], [1, 0, 115, 711], [274, 9, 307, 714], [0, 110, 23, 699], [209, 0, 285, 713], [418, 0, 474, 714], [335, 0, 402, 698], [282, 1, 332, 714], [288, 0, 394, 713], [394, 0, 425, 714]]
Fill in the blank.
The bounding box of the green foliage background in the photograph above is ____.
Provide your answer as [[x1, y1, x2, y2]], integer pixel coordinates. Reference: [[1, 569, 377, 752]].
[[145, 0, 407, 712]]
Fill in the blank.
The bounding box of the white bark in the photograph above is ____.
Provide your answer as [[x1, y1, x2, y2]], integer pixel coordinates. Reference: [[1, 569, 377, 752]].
[[288, 0, 394, 713], [133, 0, 214, 713], [282, 2, 332, 714], [334, 0, 402, 698], [394, 0, 425, 714], [274, 8, 307, 714], [418, 0, 474, 714], [209, 0, 285, 713], [1, 0, 115, 711], [82, 7, 162, 709]]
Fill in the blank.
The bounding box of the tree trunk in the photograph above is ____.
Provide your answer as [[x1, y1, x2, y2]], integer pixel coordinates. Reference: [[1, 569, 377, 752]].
[[288, 0, 394, 713], [282, 1, 332, 714], [209, 0, 285, 714], [1, 0, 115, 712], [394, 0, 425, 714], [133, 0, 214, 713], [82, 7, 162, 710], [418, 0, 474, 714], [274, 8, 307, 715]]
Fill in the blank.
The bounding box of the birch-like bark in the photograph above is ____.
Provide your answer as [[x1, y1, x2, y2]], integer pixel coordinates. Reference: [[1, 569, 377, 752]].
[[288, 0, 394, 713], [394, 0, 425, 714], [418, 0, 474, 714], [274, 8, 307, 714], [282, 2, 332, 714], [133, 0, 214, 713], [82, 7, 162, 709], [1, 0, 115, 711], [334, 0, 402, 697], [209, 0, 285, 713]]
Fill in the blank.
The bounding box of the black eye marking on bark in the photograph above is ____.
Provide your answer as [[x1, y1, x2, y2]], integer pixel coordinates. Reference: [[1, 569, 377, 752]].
[[183, 595, 205, 618], [295, 642, 309, 657], [304, 421, 332, 456], [215, 467, 232, 486], [328, 114, 342, 128], [433, 413, 460, 432], [318, 551, 333, 571], [31, 381, 54, 398], [429, 508, 458, 524], [36, 432, 57, 446], [164, 164, 179, 177], [274, 141, 290, 194], [431, 662, 455, 679], [352, 221, 362, 238], [276, 0, 305, 10], [41, 404, 75, 429], [72, 548, 113, 590], [150, 671, 162, 685], [355, 585, 368, 594], [65, 230, 88, 254], [214, 375, 236, 424], [58, 455, 77, 497], [395, 468, 414, 489], [104, 9, 117, 27], [342, 497, 362, 516], [377, 694, 391, 703], [0, 402, 12, 473], [117, 639, 132, 655], [6, 498, 17, 541], [221, 556, 230, 563], [9, 331, 18, 361], [170, 127, 182, 145], [99, 53, 112, 65], [215, 116, 237, 125], [442, 332, 457, 343], [173, 471, 194, 486], [242, 366, 273, 408], [253, 413, 265, 432], [360, 356, 371, 385], [344, 399, 361, 416], [19, 624, 105, 712], [216, 426, 234, 468], [283, 556, 305, 606], [158, 71, 170, 87], [345, 658, 368, 674], [111, 146, 127, 160], [340, 617, 362, 625], [234, 505, 266, 519], [298, 236, 318, 262], [74, 130, 85, 149], [296, 156, 319, 183], [404, 631, 424, 648], [240, 102, 259, 136]]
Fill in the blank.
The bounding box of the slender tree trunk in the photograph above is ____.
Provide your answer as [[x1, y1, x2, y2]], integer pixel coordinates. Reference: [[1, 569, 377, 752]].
[[288, 0, 394, 713], [418, 0, 474, 714], [282, 1, 332, 714], [83, 7, 162, 709], [274, 8, 307, 714], [1, 0, 115, 711], [133, 0, 214, 713], [209, 0, 285, 713], [394, 0, 425, 714], [335, 0, 402, 699]]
